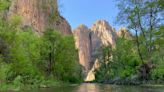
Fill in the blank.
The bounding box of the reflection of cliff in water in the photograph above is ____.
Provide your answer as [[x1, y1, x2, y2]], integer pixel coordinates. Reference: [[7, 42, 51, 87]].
[[77, 83, 100, 92], [23, 83, 164, 92]]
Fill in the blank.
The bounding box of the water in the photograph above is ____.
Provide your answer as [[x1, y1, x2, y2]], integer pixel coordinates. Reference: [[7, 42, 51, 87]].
[[23, 83, 164, 92]]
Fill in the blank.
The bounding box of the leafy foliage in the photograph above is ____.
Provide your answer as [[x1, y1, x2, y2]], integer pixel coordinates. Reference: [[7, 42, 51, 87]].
[[0, 16, 82, 91], [95, 38, 141, 83], [95, 0, 164, 84], [0, 0, 10, 11], [40, 29, 82, 83], [0, 0, 82, 91], [54, 35, 82, 83], [112, 0, 164, 82]]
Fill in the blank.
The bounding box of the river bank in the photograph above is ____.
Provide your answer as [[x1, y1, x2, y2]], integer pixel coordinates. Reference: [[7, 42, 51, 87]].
[[0, 80, 70, 91], [93, 80, 164, 86], [1, 80, 164, 92], [9, 83, 164, 92]]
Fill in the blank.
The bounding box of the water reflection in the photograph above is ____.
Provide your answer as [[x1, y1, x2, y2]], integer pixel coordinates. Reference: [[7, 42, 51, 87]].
[[76, 83, 164, 92], [77, 83, 99, 92], [21, 83, 164, 92]]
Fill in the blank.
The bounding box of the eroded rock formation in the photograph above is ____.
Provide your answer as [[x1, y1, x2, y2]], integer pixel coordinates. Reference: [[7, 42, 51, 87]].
[[8, 0, 72, 35], [73, 20, 118, 81], [73, 25, 92, 77], [90, 20, 117, 66], [91, 20, 117, 47]]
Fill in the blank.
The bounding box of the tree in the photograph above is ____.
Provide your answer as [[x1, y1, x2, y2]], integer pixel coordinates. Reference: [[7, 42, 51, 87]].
[[54, 35, 82, 82], [116, 0, 164, 80], [40, 29, 61, 76], [0, 15, 43, 86], [150, 25, 164, 82], [94, 45, 112, 83], [95, 38, 140, 83], [40, 29, 82, 82]]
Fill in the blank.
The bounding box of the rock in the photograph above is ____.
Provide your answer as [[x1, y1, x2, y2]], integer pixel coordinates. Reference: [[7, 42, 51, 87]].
[[73, 25, 92, 77], [90, 20, 117, 66], [85, 59, 100, 81], [73, 20, 118, 81], [91, 20, 117, 47], [56, 16, 72, 35], [117, 27, 132, 39], [40, 84, 48, 88], [8, 0, 72, 35]]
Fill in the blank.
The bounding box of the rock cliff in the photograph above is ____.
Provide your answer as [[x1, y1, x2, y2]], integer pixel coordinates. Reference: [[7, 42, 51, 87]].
[[90, 20, 117, 66], [8, 0, 72, 35], [73, 20, 118, 81], [73, 25, 92, 77], [91, 20, 117, 47], [6, 0, 133, 82]]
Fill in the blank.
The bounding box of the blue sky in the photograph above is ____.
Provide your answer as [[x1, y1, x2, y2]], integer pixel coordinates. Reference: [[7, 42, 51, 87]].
[[59, 0, 120, 30]]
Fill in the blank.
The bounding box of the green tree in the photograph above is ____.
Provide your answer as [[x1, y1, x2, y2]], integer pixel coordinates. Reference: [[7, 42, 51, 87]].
[[54, 35, 82, 83], [95, 38, 140, 83], [0, 16, 43, 86], [150, 25, 164, 82], [40, 29, 61, 76], [116, 0, 164, 80], [41, 29, 82, 83]]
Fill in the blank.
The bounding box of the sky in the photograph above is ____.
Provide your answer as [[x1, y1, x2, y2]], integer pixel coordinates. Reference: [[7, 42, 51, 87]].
[[59, 0, 120, 30]]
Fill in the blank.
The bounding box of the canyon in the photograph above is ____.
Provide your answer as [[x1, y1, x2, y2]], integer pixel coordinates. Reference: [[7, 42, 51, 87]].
[[0, 1, 163, 91], [73, 20, 130, 81], [7, 0, 130, 82]]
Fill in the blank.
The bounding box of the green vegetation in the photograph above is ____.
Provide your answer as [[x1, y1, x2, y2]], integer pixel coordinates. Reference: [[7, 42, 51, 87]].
[[0, 18, 82, 91], [95, 0, 164, 84], [0, 0, 10, 11], [0, 0, 163, 91], [40, 29, 82, 83], [95, 38, 141, 84], [0, 2, 82, 91]]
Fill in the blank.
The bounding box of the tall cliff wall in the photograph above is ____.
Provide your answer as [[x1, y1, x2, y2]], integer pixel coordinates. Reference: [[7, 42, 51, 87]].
[[73, 25, 92, 77], [8, 0, 72, 35], [90, 20, 117, 66], [73, 20, 118, 80]]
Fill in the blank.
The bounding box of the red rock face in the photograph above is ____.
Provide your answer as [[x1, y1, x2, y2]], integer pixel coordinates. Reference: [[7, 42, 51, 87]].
[[8, 0, 72, 35]]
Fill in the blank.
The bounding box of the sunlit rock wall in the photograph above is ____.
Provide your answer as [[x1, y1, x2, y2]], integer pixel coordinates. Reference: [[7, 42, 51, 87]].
[[8, 0, 72, 35], [74, 20, 118, 81]]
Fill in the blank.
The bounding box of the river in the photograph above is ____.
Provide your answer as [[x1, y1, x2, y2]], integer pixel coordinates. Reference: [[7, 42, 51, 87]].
[[22, 83, 164, 92]]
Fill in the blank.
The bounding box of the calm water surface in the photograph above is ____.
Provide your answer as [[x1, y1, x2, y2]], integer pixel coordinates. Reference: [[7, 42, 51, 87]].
[[23, 83, 164, 92]]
